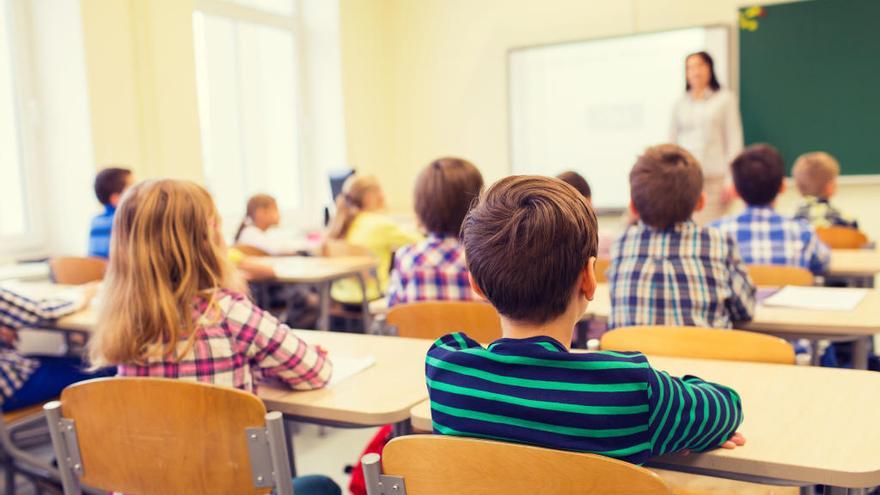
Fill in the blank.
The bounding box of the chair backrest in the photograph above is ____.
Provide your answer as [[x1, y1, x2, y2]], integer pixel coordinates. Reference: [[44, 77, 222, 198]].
[[386, 301, 501, 342], [601, 325, 796, 364], [321, 238, 374, 258], [746, 264, 814, 287], [49, 257, 107, 285], [232, 244, 270, 257], [594, 258, 610, 283], [816, 226, 869, 249], [44, 377, 292, 495], [363, 435, 672, 495]]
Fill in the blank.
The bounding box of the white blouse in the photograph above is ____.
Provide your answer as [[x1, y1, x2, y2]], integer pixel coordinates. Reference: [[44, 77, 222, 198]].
[[669, 88, 744, 178]]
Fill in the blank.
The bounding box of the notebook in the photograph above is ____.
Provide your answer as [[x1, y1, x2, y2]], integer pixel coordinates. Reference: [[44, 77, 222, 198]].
[[762, 286, 868, 312]]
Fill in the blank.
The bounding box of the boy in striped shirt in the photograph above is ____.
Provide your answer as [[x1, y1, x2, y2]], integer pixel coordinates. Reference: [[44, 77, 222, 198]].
[[426, 175, 745, 465]]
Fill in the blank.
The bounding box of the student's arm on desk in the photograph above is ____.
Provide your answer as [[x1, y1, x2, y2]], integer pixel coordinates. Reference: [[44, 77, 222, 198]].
[[232, 296, 333, 389], [0, 283, 96, 328], [647, 367, 744, 457], [725, 235, 756, 322]]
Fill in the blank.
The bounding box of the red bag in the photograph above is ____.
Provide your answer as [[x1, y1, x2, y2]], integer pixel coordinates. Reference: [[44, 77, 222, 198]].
[[348, 424, 393, 495]]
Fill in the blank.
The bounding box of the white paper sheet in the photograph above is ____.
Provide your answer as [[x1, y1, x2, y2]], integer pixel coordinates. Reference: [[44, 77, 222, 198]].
[[327, 355, 376, 387], [762, 286, 869, 311]]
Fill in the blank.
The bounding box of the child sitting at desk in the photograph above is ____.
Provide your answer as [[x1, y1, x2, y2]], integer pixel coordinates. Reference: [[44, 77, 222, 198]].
[[792, 151, 859, 229], [387, 157, 483, 306], [88, 179, 339, 495], [607, 144, 755, 329], [234, 193, 289, 255], [0, 284, 110, 412], [426, 175, 745, 465]]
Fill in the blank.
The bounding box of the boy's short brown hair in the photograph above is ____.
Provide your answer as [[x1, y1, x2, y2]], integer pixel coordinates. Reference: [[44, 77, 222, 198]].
[[630, 144, 703, 229], [731, 144, 785, 206], [94, 167, 132, 206], [792, 152, 840, 198], [415, 157, 484, 236], [462, 176, 598, 324], [556, 171, 591, 199]]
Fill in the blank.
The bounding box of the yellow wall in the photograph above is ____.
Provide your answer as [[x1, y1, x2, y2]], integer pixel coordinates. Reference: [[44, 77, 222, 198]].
[[80, 0, 203, 181], [339, 0, 880, 240]]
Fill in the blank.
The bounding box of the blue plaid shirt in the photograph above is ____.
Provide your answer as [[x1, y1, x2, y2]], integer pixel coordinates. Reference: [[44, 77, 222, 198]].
[[607, 221, 755, 330], [387, 233, 477, 307], [0, 288, 81, 402], [711, 206, 831, 275], [88, 205, 116, 259]]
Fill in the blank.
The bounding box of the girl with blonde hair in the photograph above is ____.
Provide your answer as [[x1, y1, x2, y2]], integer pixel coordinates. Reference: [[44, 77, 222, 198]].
[[326, 174, 421, 304], [90, 179, 340, 494], [90, 179, 332, 390]]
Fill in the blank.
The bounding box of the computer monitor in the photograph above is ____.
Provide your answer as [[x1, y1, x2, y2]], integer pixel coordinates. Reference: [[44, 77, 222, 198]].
[[326, 169, 355, 226]]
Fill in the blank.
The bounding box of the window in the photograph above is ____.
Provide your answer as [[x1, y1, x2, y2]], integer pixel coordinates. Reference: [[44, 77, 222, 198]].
[[193, 0, 313, 235], [0, 0, 37, 246]]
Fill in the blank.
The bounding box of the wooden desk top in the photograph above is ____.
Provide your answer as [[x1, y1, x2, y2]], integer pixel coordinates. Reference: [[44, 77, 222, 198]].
[[411, 356, 880, 488], [261, 256, 377, 284], [586, 283, 880, 336], [259, 331, 431, 426], [829, 249, 880, 277]]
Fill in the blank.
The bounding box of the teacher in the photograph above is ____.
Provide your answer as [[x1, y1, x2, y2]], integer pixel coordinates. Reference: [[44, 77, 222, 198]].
[[670, 51, 743, 224]]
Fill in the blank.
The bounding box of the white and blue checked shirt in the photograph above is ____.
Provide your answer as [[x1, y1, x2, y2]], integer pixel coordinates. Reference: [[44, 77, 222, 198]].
[[607, 221, 756, 330], [711, 206, 831, 275], [0, 288, 82, 401]]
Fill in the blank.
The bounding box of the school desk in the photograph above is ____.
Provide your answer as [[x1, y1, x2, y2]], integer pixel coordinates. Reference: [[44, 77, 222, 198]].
[[829, 249, 880, 286], [0, 262, 50, 282], [586, 283, 880, 369], [259, 255, 378, 331], [410, 356, 880, 493]]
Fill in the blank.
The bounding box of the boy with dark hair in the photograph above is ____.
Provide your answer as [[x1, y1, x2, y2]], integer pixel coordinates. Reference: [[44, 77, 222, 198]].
[[426, 175, 745, 465], [88, 167, 133, 259], [387, 157, 484, 306], [712, 144, 830, 275], [608, 144, 755, 329]]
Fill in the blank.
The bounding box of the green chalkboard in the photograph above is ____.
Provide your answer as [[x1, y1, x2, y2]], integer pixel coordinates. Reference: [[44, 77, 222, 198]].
[[739, 0, 880, 175]]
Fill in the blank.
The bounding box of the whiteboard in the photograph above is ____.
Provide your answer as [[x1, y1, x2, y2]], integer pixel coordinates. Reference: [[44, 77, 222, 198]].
[[509, 26, 729, 210]]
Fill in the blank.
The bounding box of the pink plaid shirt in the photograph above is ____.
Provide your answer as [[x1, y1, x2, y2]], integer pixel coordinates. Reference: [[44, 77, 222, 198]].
[[387, 233, 478, 307], [117, 289, 332, 393]]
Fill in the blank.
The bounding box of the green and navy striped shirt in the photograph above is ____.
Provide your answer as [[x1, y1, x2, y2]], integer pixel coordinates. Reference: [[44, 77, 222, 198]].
[[426, 333, 743, 465]]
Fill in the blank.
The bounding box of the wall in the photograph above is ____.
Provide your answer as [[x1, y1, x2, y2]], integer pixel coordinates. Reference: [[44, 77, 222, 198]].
[[339, 0, 880, 241], [80, 0, 204, 183]]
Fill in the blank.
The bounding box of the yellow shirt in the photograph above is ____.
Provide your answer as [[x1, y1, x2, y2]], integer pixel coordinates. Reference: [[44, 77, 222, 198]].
[[331, 211, 422, 304]]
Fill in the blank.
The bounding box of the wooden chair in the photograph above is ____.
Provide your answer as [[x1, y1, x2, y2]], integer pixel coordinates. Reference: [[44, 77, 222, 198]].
[[48, 257, 106, 285], [386, 301, 501, 342], [816, 226, 869, 249], [362, 435, 672, 495], [44, 377, 293, 495], [232, 243, 270, 257], [601, 325, 795, 364], [745, 264, 814, 287], [594, 258, 610, 283]]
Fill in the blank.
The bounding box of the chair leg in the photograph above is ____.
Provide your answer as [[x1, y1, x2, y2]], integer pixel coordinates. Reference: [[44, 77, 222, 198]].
[[5, 461, 16, 495]]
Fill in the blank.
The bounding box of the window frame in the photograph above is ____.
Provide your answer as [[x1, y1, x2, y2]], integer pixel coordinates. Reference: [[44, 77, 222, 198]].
[[193, 0, 325, 236], [0, 0, 48, 257]]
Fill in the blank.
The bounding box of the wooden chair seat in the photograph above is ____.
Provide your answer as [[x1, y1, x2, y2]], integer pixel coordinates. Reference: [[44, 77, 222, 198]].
[[45, 377, 292, 495], [386, 301, 501, 343], [48, 257, 106, 285], [601, 325, 795, 364], [746, 264, 814, 287], [816, 226, 868, 249], [363, 435, 672, 494]]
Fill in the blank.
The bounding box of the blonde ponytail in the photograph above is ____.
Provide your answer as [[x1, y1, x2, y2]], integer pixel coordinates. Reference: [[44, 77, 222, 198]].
[[326, 174, 380, 239]]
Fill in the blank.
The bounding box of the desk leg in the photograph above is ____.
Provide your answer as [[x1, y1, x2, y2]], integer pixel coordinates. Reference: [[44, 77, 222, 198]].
[[391, 420, 412, 438], [853, 336, 870, 370], [284, 418, 298, 478], [318, 282, 331, 331], [356, 272, 371, 333]]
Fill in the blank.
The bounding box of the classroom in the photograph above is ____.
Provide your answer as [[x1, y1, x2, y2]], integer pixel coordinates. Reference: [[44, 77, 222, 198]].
[[1, 0, 879, 493]]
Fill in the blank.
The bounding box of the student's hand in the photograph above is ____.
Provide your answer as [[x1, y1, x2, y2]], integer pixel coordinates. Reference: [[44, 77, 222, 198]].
[[0, 326, 19, 347], [80, 281, 100, 304], [720, 431, 746, 449]]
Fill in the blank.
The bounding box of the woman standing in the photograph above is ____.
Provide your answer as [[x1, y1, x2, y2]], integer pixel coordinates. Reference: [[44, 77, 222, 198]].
[[670, 51, 743, 224]]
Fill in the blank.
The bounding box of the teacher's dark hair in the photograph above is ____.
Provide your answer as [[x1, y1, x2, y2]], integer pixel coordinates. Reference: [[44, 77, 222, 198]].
[[685, 51, 721, 92]]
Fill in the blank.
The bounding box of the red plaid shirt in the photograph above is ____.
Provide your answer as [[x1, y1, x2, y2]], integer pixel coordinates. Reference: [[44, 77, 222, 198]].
[[118, 289, 332, 393]]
